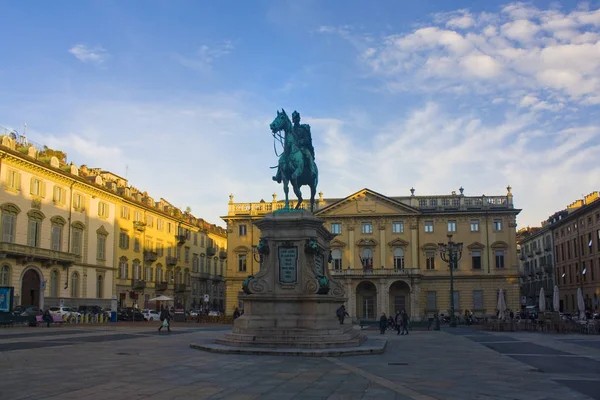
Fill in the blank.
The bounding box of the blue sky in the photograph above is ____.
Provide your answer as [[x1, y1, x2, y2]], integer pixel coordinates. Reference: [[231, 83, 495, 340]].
[[1, 0, 599, 228]]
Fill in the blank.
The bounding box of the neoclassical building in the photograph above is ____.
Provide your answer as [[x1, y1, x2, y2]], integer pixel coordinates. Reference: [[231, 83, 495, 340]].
[[223, 188, 521, 320], [0, 131, 226, 311]]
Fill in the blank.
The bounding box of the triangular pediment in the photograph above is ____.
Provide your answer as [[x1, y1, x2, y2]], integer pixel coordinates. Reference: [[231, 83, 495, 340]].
[[388, 238, 409, 248], [315, 188, 420, 217], [467, 241, 486, 250], [330, 239, 346, 248], [356, 238, 378, 247]]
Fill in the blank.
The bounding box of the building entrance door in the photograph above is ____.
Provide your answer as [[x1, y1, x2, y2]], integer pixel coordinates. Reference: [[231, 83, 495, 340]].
[[21, 269, 41, 307], [362, 296, 374, 320]]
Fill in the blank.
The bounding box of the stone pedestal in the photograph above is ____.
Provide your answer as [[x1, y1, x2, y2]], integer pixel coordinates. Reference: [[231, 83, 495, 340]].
[[192, 211, 382, 355]]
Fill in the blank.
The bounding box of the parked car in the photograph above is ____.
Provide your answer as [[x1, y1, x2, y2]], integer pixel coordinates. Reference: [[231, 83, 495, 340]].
[[142, 309, 160, 321], [13, 306, 41, 317], [188, 309, 201, 318], [49, 306, 81, 319], [208, 311, 221, 317], [117, 308, 145, 321]]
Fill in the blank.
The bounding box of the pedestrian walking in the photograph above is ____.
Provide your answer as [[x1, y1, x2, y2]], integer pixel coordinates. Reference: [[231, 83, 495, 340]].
[[158, 308, 171, 333], [400, 309, 409, 335]]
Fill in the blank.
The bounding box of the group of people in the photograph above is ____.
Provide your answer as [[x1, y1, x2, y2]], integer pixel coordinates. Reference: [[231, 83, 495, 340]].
[[379, 310, 410, 335]]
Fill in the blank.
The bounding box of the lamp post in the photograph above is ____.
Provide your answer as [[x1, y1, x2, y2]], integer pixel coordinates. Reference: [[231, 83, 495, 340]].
[[438, 234, 463, 328]]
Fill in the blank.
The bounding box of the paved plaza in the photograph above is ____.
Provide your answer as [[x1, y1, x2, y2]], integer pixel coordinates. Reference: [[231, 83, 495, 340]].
[[0, 324, 599, 400]]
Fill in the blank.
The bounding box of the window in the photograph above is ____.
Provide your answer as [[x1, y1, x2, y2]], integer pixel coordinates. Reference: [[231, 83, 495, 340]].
[[238, 254, 247, 272], [119, 230, 129, 249], [239, 225, 247, 236], [53, 186, 65, 205], [361, 223, 373, 234], [146, 215, 153, 227], [120, 206, 130, 219], [426, 291, 437, 310], [30, 177, 45, 197], [329, 249, 341, 270], [73, 193, 83, 210], [157, 219, 163, 230], [28, 214, 43, 247], [472, 251, 482, 270], [495, 250, 505, 269], [97, 234, 107, 260], [50, 270, 59, 297], [144, 238, 152, 251], [119, 258, 128, 279], [200, 235, 205, 247], [5, 169, 21, 191], [424, 221, 434, 233], [331, 223, 341, 234], [200, 256, 205, 273], [134, 211, 141, 222], [473, 290, 484, 310], [361, 248, 373, 269], [426, 251, 435, 270], [167, 222, 172, 234], [156, 242, 163, 256], [470, 220, 480, 232], [133, 261, 141, 280], [96, 275, 103, 298], [0, 265, 10, 286], [192, 254, 199, 272], [98, 202, 108, 218], [145, 266, 153, 282], [193, 233, 197, 245], [51, 224, 62, 251], [393, 248, 405, 270], [71, 272, 79, 298], [493, 219, 502, 231], [156, 266, 163, 283], [597, 230, 600, 252], [1, 212, 16, 243], [71, 226, 83, 256], [453, 291, 460, 310], [134, 236, 140, 252], [392, 221, 404, 233], [185, 247, 190, 263], [447, 220, 457, 232]]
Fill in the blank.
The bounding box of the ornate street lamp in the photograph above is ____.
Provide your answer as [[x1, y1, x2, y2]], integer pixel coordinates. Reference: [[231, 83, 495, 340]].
[[438, 234, 463, 328]]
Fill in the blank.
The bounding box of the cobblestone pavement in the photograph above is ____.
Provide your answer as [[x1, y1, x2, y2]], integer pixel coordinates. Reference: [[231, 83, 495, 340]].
[[0, 324, 599, 400]]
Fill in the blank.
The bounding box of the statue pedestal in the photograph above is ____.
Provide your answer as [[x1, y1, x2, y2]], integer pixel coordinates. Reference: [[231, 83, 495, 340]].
[[192, 211, 384, 355]]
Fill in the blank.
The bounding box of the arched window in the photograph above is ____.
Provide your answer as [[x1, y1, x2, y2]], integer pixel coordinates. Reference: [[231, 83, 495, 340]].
[[331, 249, 342, 270], [145, 266, 153, 282], [119, 257, 128, 279], [393, 248, 405, 270], [361, 248, 373, 269], [1, 203, 20, 243], [0, 265, 10, 286], [50, 270, 59, 297], [27, 210, 45, 248], [156, 265, 163, 283], [97, 275, 103, 298], [71, 272, 79, 298], [50, 216, 66, 251], [71, 222, 85, 256]]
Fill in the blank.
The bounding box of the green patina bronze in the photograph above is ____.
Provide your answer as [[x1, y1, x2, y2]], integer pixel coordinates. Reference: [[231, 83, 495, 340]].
[[304, 238, 319, 255], [316, 275, 330, 295], [270, 109, 319, 212], [242, 275, 254, 295], [257, 237, 270, 256]]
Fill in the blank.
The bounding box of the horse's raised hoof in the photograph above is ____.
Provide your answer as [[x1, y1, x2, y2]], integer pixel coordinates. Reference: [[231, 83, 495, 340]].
[[272, 176, 281, 183]]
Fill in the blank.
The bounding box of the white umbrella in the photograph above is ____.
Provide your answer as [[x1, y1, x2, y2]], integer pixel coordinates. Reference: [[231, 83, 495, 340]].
[[539, 288, 546, 312], [577, 288, 586, 320], [497, 289, 507, 320], [149, 295, 173, 302], [553, 285, 560, 312]]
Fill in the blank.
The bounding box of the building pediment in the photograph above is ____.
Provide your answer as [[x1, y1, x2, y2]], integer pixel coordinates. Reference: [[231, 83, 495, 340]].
[[356, 238, 378, 247], [491, 241, 509, 249], [388, 238, 409, 248], [467, 242, 485, 250], [330, 239, 346, 248], [315, 188, 420, 217], [233, 245, 250, 253], [421, 242, 438, 251]]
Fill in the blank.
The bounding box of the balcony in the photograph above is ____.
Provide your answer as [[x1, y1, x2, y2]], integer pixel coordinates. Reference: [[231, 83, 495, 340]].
[[175, 234, 187, 245], [206, 246, 216, 257], [174, 283, 186, 293], [330, 268, 418, 277], [133, 221, 146, 232], [143, 250, 158, 262], [0, 242, 80, 266], [166, 256, 177, 266], [132, 280, 146, 290], [156, 282, 168, 291], [219, 251, 227, 260]]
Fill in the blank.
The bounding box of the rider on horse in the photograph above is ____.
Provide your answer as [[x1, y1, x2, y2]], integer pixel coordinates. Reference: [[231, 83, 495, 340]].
[[272, 110, 316, 183]]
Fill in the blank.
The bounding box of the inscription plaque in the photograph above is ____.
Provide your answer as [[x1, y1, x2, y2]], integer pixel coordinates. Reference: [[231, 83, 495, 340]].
[[278, 246, 298, 284]]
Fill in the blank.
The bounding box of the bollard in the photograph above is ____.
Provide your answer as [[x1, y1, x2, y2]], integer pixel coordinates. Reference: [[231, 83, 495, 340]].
[[99, 314, 103, 324], [84, 314, 89, 324]]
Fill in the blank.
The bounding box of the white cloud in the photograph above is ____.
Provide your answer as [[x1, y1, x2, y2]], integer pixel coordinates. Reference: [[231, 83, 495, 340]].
[[174, 41, 234, 71], [68, 44, 108, 64]]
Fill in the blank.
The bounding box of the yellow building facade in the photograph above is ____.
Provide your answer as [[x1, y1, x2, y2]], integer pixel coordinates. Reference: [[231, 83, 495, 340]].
[[0, 132, 226, 312], [223, 188, 521, 320]]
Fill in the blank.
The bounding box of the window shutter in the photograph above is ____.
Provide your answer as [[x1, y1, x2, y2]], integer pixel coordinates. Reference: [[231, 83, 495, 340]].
[[30, 177, 35, 195], [15, 173, 21, 190], [41, 181, 46, 198], [2, 215, 13, 242], [28, 220, 36, 247]]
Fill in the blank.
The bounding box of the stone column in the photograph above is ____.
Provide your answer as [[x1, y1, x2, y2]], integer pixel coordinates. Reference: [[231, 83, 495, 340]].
[[348, 227, 355, 267], [411, 223, 419, 268], [411, 279, 422, 321], [379, 278, 389, 317]]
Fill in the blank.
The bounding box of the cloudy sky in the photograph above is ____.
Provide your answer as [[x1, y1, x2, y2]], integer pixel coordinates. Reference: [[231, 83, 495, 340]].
[[1, 1, 599, 228]]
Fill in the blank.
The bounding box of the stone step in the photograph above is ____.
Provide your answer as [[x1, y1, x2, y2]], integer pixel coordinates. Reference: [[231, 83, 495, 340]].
[[221, 333, 361, 343], [231, 328, 354, 336], [215, 338, 366, 349]]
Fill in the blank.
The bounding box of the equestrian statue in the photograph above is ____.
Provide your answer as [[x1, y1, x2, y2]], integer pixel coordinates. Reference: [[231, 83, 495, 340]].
[[270, 109, 319, 212]]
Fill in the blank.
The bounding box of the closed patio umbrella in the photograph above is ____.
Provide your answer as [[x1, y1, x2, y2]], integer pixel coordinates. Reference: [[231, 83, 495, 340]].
[[553, 285, 560, 312], [150, 295, 173, 302], [497, 289, 507, 320], [539, 288, 546, 312], [577, 288, 586, 320]]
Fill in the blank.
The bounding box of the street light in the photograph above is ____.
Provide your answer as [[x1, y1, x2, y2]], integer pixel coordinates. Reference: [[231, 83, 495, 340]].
[[438, 234, 463, 328]]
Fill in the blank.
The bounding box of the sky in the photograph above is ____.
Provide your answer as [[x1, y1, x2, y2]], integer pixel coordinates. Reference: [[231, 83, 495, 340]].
[[0, 0, 599, 228]]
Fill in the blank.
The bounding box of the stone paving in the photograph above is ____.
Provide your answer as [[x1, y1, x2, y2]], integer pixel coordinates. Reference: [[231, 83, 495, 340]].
[[0, 323, 599, 400]]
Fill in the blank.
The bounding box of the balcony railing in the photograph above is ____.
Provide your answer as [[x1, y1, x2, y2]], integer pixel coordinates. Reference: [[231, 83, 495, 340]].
[[166, 256, 177, 266], [206, 247, 216, 257], [0, 242, 80, 266], [175, 235, 187, 245], [132, 280, 146, 290], [174, 283, 187, 293], [330, 268, 418, 277], [156, 282, 168, 291], [133, 221, 146, 231], [219, 251, 227, 260], [144, 250, 158, 262]]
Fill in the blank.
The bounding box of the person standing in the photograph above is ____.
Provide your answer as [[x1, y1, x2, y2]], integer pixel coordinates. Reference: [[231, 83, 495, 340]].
[[336, 305, 350, 325], [379, 313, 387, 335], [400, 309, 409, 335]]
